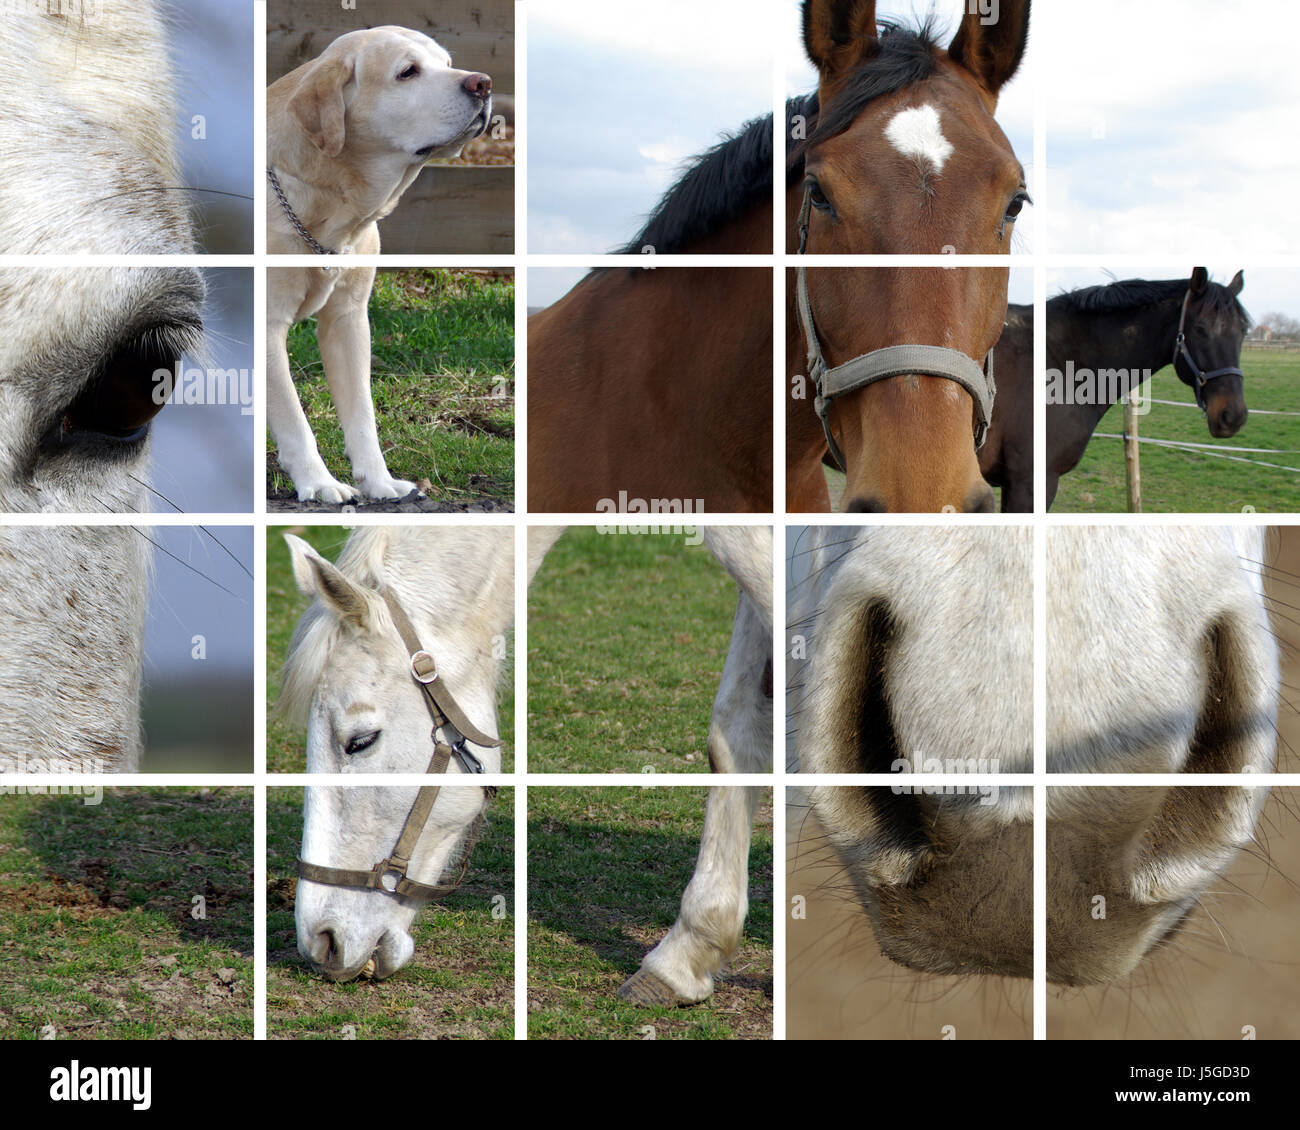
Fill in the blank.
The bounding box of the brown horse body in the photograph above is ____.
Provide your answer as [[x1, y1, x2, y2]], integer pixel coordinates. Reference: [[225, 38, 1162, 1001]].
[[527, 122, 775, 513], [787, 1, 1031, 512], [528, 260, 773, 513]]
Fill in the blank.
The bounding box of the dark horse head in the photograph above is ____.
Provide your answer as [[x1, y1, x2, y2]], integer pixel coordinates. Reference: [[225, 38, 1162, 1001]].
[[1174, 267, 1249, 438], [788, 0, 1030, 513]]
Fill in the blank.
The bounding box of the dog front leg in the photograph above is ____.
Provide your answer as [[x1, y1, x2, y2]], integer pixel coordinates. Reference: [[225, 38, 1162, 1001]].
[[317, 272, 416, 500]]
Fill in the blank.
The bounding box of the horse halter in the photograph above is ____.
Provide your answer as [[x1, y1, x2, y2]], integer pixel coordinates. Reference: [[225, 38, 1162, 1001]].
[[296, 588, 500, 901], [794, 186, 996, 471], [1173, 288, 1243, 412]]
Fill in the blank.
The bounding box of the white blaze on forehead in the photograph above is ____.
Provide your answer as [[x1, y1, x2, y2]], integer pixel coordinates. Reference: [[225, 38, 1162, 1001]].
[[884, 104, 954, 173]]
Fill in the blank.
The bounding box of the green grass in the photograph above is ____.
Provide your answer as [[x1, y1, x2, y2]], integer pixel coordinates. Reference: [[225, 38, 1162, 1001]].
[[266, 788, 514, 1040], [265, 526, 515, 773], [1055, 348, 1300, 512], [268, 269, 514, 505], [527, 787, 773, 1039], [0, 789, 252, 1040], [528, 529, 739, 773]]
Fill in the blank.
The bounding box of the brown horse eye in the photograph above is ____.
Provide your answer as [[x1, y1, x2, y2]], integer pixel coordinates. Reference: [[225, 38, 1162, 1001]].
[[59, 328, 183, 442], [807, 180, 831, 211], [1005, 192, 1030, 221]]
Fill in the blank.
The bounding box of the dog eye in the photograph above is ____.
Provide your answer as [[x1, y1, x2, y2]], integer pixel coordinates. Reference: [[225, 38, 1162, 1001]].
[[397, 64, 419, 81], [344, 731, 380, 755]]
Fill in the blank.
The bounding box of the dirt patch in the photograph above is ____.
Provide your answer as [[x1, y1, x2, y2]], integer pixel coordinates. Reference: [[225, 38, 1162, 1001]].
[[267, 489, 513, 514]]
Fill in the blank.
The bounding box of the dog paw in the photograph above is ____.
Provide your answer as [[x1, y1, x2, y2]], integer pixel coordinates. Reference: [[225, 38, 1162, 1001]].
[[362, 477, 419, 500], [296, 479, 359, 504]]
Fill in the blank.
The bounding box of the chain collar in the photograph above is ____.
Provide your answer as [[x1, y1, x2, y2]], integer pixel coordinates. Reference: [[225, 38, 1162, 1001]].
[[268, 166, 337, 256]]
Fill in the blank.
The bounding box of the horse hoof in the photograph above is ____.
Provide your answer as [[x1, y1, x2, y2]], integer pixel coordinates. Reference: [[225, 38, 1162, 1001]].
[[617, 968, 678, 1007]]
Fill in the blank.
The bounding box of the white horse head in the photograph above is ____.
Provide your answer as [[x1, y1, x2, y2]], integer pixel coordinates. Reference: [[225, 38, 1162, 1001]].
[[789, 525, 1279, 985], [0, 526, 152, 771], [1047, 526, 1277, 984], [789, 527, 1034, 976], [0, 0, 194, 255], [0, 268, 204, 513], [282, 526, 514, 981]]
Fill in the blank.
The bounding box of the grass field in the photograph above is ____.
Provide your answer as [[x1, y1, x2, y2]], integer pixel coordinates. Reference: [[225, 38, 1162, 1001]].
[[0, 788, 252, 1040], [266, 787, 514, 1040], [267, 269, 514, 506], [528, 529, 739, 773], [1055, 347, 1300, 512], [527, 787, 773, 1039], [265, 525, 515, 773]]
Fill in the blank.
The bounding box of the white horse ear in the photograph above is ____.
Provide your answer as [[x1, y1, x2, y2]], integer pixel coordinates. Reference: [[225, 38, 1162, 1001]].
[[285, 534, 370, 627]]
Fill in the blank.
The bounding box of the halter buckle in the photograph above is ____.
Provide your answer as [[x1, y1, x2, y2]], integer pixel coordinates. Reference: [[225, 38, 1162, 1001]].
[[374, 861, 404, 893], [410, 650, 438, 684], [450, 739, 486, 774]]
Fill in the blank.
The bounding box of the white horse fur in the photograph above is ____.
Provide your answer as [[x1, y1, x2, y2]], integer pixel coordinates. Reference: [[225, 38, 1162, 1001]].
[[286, 525, 773, 998], [0, 3, 198, 772], [789, 526, 1278, 985], [0, 0, 194, 255]]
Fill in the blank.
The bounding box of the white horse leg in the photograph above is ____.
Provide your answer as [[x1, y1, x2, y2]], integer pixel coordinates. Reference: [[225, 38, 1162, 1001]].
[[619, 592, 772, 1004]]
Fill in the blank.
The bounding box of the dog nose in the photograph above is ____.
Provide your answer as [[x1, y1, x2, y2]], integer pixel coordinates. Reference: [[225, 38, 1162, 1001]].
[[463, 72, 492, 99]]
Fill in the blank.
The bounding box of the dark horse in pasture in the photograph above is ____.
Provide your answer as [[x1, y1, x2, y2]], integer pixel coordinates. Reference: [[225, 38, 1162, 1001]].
[[786, 1, 1031, 513], [979, 302, 1033, 512], [1035, 267, 1249, 508]]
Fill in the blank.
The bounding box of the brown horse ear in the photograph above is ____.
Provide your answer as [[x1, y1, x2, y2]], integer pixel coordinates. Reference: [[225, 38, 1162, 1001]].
[[948, 0, 1031, 98], [1190, 267, 1210, 296], [1228, 270, 1245, 297], [802, 0, 879, 83], [288, 56, 353, 157]]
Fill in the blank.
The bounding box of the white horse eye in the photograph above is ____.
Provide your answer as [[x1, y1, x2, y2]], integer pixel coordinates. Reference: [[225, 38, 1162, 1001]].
[[344, 731, 380, 755]]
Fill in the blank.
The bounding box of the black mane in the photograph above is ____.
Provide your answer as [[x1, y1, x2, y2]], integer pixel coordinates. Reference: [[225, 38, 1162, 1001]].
[[617, 19, 942, 254], [1054, 278, 1251, 326], [618, 111, 774, 254], [788, 19, 943, 178]]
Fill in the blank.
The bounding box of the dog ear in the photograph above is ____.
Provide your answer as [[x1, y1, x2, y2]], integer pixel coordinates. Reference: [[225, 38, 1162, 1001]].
[[288, 56, 352, 157]]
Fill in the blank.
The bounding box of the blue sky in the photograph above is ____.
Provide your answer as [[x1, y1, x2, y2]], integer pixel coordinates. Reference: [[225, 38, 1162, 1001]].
[[528, 0, 773, 253], [1042, 0, 1300, 255]]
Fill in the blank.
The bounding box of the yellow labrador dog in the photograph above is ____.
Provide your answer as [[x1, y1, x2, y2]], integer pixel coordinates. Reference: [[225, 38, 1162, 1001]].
[[267, 27, 492, 502]]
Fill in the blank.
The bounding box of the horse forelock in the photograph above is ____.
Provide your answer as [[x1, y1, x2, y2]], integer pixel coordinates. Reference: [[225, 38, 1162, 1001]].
[[789, 18, 944, 175]]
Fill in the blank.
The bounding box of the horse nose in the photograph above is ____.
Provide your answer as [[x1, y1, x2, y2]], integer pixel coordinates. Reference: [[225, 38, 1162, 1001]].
[[1213, 404, 1247, 436], [463, 72, 491, 99], [306, 924, 341, 968]]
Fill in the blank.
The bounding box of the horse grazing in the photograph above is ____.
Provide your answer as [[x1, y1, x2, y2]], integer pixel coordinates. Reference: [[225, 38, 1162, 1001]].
[[284, 525, 772, 998], [786, 1, 1031, 513], [789, 526, 1278, 985], [282, 527, 514, 982], [528, 122, 775, 512], [1045, 268, 1250, 508]]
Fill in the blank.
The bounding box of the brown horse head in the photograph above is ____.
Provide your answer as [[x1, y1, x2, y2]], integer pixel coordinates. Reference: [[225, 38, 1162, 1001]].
[[791, 0, 1030, 512], [1176, 267, 1250, 439]]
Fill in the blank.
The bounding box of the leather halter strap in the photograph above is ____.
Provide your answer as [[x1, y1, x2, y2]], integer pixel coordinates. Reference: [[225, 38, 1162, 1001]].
[[1172, 288, 1244, 412], [794, 186, 996, 471], [295, 590, 501, 900]]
